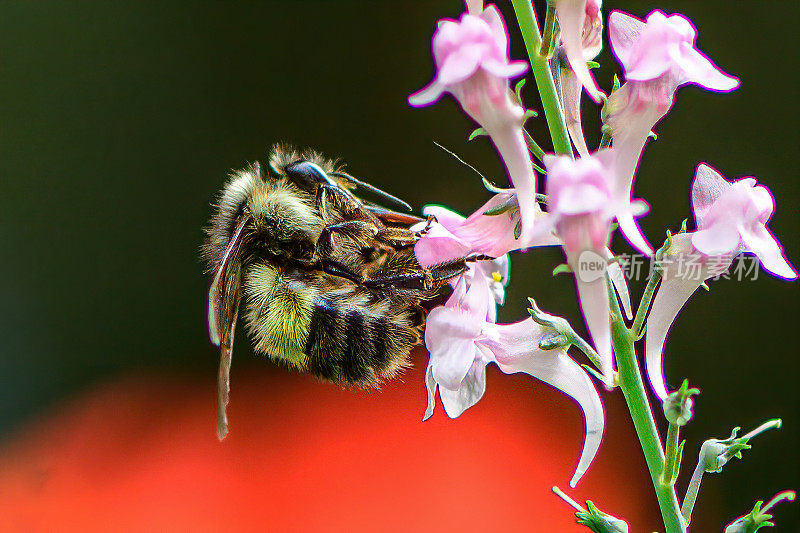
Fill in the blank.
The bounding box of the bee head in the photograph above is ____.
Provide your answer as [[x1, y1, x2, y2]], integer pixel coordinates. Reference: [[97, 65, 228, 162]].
[[284, 160, 339, 191]]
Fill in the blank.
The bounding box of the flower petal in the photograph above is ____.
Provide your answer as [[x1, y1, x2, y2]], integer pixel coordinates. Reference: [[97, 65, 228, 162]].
[[408, 81, 448, 107], [608, 10, 646, 70], [423, 364, 437, 421], [605, 247, 633, 320], [557, 0, 604, 103], [425, 306, 483, 390], [690, 223, 741, 256], [605, 96, 664, 214], [741, 226, 798, 280], [568, 253, 613, 384], [483, 319, 604, 487], [616, 209, 654, 256], [558, 66, 591, 157], [645, 274, 703, 401], [479, 5, 510, 55], [414, 229, 471, 267], [644, 234, 727, 399], [481, 57, 529, 79], [436, 45, 484, 86], [691, 163, 730, 230], [439, 358, 488, 418], [422, 204, 467, 230], [486, 127, 538, 244], [678, 45, 739, 92]]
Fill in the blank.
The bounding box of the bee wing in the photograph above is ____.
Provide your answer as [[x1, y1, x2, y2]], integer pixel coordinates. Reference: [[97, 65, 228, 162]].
[[207, 216, 249, 440], [215, 282, 240, 441]]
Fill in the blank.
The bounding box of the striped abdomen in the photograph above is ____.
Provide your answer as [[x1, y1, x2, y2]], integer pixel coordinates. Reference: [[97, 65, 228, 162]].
[[243, 262, 421, 386]]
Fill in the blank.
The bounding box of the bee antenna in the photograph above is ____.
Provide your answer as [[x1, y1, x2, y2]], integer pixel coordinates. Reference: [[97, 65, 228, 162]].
[[329, 171, 413, 212], [432, 141, 488, 184]]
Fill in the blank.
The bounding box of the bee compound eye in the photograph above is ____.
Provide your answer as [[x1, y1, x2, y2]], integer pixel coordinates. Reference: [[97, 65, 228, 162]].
[[285, 160, 338, 189]]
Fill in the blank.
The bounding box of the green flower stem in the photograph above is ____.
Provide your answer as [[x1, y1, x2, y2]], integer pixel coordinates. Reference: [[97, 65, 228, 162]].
[[511, 0, 572, 156], [552, 486, 586, 513], [662, 422, 680, 486], [539, 1, 557, 58], [612, 318, 686, 533], [761, 490, 796, 514], [631, 268, 662, 339], [681, 460, 705, 524]]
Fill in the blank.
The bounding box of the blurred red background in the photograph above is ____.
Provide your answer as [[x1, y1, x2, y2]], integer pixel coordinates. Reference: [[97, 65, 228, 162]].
[[0, 349, 700, 532]]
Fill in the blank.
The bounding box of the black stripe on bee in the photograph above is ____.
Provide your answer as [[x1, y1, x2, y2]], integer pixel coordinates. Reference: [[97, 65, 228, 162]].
[[302, 296, 412, 386], [304, 297, 345, 382], [342, 309, 372, 383]]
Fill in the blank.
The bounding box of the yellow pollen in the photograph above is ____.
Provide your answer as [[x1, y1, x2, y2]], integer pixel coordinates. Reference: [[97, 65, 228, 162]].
[[491, 271, 502, 283]]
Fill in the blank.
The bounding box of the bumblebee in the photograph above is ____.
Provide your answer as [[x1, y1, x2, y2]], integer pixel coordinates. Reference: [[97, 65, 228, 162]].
[[203, 146, 480, 439]]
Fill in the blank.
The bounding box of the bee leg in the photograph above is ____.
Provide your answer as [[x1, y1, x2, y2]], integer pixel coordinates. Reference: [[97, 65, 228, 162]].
[[362, 256, 478, 290], [315, 186, 332, 222], [373, 227, 418, 248], [316, 183, 367, 223], [370, 215, 438, 249], [465, 254, 495, 263], [317, 254, 496, 290], [316, 220, 379, 257], [318, 259, 364, 285], [414, 214, 438, 238], [361, 271, 430, 290]]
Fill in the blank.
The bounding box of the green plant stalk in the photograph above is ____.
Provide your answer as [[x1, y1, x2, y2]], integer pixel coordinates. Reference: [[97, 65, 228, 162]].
[[632, 268, 662, 337], [612, 319, 685, 533], [681, 460, 705, 524], [539, 1, 556, 58], [511, 0, 572, 156], [662, 422, 680, 486]]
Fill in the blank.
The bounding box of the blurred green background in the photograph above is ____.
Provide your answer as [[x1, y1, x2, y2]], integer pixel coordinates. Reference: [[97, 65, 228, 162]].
[[1, 0, 797, 530]]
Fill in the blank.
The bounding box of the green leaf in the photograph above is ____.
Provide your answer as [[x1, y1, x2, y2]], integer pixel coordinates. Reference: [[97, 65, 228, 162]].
[[524, 108, 539, 121], [524, 130, 546, 162], [552, 263, 573, 276], [483, 195, 518, 216], [515, 78, 526, 101], [481, 177, 511, 194], [468, 127, 488, 141]]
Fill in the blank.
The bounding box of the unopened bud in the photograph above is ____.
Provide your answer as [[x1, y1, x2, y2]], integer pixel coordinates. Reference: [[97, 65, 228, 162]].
[[663, 379, 700, 426], [724, 490, 796, 533], [699, 419, 781, 474], [576, 500, 629, 533], [552, 487, 629, 533]]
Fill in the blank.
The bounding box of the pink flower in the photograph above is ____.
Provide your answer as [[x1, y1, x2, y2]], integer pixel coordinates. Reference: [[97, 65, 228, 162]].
[[414, 186, 634, 334], [423, 273, 605, 487], [610, 11, 739, 93], [604, 10, 739, 250], [645, 164, 797, 400], [555, 0, 605, 104], [414, 192, 559, 262], [540, 151, 648, 383], [409, 4, 538, 243]]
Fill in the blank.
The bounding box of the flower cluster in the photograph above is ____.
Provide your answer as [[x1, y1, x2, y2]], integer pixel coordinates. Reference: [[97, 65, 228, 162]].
[[408, 0, 795, 495]]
